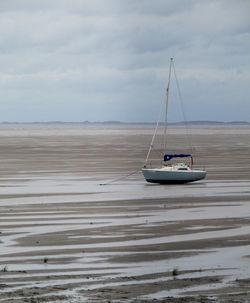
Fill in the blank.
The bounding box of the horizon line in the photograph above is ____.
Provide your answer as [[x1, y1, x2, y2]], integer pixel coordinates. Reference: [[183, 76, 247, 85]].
[[0, 120, 249, 125]]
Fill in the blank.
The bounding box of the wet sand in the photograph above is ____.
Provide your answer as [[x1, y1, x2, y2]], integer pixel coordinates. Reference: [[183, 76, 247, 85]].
[[0, 124, 250, 302]]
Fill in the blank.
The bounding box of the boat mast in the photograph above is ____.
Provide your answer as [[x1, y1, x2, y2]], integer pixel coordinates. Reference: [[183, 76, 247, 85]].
[[164, 58, 173, 152]]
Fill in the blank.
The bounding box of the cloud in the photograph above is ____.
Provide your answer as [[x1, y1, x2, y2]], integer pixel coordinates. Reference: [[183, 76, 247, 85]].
[[0, 0, 249, 122]]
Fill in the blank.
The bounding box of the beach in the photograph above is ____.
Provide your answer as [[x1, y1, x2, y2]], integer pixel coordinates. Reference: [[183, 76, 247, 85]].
[[0, 124, 250, 303]]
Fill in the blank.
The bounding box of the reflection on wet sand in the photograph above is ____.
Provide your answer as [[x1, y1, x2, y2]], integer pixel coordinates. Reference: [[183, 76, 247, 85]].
[[0, 125, 250, 302]]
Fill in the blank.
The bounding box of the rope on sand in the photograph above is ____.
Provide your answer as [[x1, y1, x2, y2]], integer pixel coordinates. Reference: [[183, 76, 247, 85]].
[[99, 168, 141, 186]]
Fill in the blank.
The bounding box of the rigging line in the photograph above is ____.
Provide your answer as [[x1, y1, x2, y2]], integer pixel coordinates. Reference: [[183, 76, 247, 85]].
[[164, 58, 173, 152], [144, 97, 165, 165], [99, 168, 141, 186], [172, 62, 194, 155]]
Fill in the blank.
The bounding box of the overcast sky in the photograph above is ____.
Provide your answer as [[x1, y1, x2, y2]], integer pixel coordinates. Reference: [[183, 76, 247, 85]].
[[0, 0, 249, 122]]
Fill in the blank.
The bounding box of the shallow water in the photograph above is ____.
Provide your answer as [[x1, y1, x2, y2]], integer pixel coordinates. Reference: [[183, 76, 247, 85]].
[[0, 175, 249, 300]]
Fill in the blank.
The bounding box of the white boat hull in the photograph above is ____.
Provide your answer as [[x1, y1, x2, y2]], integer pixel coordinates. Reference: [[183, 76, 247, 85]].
[[142, 167, 206, 184]]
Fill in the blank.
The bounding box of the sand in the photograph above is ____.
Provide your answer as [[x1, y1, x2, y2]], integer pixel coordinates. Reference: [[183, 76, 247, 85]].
[[0, 124, 250, 303]]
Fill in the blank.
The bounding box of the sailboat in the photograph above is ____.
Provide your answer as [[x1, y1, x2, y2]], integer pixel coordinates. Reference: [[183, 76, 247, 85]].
[[142, 58, 206, 184]]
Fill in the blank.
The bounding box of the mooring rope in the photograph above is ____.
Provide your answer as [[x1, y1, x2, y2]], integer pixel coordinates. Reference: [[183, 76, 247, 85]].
[[99, 168, 142, 186]]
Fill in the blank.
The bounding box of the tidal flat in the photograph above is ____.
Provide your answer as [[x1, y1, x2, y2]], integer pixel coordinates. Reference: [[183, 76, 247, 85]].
[[0, 124, 250, 302]]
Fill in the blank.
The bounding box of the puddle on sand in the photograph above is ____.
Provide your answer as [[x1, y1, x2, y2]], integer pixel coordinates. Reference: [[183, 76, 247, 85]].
[[0, 176, 249, 206], [1, 175, 250, 300]]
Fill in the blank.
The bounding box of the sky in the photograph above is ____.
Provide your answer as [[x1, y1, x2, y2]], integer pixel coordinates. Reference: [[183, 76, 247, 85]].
[[0, 0, 249, 123]]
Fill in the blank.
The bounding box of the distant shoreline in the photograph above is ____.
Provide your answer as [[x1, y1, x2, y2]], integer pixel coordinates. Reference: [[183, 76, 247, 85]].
[[0, 120, 249, 126]]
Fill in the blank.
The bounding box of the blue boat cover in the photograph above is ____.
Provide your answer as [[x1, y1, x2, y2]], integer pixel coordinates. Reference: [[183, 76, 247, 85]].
[[164, 154, 192, 161]]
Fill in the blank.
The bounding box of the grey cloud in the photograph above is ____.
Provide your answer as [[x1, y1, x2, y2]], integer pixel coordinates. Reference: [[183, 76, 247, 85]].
[[0, 0, 249, 122]]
